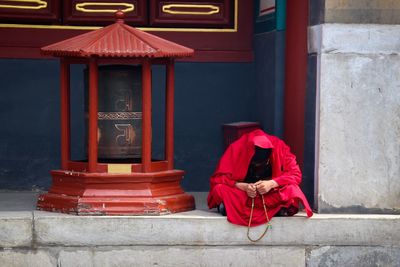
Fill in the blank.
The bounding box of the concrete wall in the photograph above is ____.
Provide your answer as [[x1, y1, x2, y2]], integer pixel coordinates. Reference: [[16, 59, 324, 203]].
[[310, 24, 400, 213], [0, 59, 256, 192]]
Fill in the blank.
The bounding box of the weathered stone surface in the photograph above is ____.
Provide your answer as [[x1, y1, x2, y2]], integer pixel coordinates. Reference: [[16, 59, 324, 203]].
[[0, 212, 32, 247], [309, 24, 400, 55], [90, 246, 304, 267], [307, 246, 400, 267], [0, 250, 54, 267], [310, 24, 400, 213], [0, 246, 304, 267], [318, 53, 400, 212], [2, 245, 399, 267], [34, 211, 400, 247], [58, 250, 93, 267]]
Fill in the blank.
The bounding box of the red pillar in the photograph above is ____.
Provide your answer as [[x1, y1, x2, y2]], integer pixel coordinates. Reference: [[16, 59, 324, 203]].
[[165, 60, 175, 170], [88, 59, 98, 172], [60, 58, 70, 170], [142, 60, 152, 172], [284, 0, 309, 168]]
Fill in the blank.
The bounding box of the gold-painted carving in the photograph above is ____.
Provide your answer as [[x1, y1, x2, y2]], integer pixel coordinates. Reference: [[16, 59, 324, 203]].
[[162, 4, 220, 15], [0, 0, 47, 10], [75, 2, 134, 13], [98, 112, 142, 120]]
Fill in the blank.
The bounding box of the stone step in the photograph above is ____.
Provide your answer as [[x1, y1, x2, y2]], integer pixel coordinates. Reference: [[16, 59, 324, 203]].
[[1, 191, 400, 266], [2, 210, 399, 247]]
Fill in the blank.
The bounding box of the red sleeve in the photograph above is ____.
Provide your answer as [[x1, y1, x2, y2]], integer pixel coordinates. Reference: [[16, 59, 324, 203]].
[[273, 142, 302, 186]]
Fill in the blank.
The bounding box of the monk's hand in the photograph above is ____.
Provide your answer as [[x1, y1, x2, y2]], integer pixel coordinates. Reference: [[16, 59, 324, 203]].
[[235, 182, 257, 198], [255, 180, 279, 195], [247, 183, 257, 198]]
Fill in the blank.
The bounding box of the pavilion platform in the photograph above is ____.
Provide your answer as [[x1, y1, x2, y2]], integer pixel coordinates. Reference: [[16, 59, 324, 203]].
[[0, 191, 399, 266]]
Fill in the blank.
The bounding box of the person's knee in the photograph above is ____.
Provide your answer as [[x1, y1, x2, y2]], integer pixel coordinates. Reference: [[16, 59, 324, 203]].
[[213, 183, 230, 194], [277, 184, 300, 202]]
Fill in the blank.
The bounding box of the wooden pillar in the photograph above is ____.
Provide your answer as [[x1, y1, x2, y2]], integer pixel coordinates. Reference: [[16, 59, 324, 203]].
[[284, 0, 309, 168], [165, 60, 175, 170], [88, 59, 98, 172], [60, 58, 70, 170], [142, 60, 152, 172]]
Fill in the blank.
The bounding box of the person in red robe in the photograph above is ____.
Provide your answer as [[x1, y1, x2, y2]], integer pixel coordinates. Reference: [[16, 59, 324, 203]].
[[207, 129, 313, 226]]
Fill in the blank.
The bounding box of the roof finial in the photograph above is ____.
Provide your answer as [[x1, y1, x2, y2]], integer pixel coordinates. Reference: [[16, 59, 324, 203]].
[[115, 10, 125, 23]]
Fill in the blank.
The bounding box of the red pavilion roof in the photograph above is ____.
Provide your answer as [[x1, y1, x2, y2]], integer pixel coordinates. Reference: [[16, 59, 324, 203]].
[[41, 12, 193, 58]]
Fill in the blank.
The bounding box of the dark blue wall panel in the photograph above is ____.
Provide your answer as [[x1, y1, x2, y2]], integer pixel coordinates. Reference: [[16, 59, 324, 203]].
[[173, 63, 256, 191], [0, 59, 256, 191], [254, 30, 285, 138], [0, 59, 60, 190], [254, 31, 276, 133], [303, 54, 317, 207]]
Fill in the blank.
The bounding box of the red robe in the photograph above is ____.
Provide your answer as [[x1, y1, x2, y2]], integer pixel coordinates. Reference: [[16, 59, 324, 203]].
[[207, 129, 313, 226]]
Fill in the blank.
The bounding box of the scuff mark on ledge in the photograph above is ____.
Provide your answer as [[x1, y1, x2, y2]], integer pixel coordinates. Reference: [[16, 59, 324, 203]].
[[318, 198, 400, 214]]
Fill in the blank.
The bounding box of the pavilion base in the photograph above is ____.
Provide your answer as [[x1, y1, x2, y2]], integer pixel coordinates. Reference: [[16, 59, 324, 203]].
[[37, 169, 195, 215]]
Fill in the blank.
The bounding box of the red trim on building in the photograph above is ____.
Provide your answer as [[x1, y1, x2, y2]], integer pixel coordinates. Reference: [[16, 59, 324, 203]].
[[283, 0, 309, 169]]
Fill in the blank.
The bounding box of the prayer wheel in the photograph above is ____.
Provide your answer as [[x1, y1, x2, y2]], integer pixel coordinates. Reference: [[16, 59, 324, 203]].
[[38, 11, 195, 215], [85, 65, 142, 160]]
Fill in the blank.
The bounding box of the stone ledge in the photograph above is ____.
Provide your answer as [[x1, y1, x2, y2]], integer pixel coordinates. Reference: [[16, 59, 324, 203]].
[[32, 211, 400, 247], [0, 209, 399, 248], [309, 24, 400, 55], [1, 192, 400, 248], [1, 192, 400, 266]]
